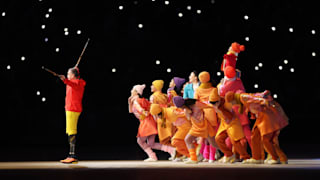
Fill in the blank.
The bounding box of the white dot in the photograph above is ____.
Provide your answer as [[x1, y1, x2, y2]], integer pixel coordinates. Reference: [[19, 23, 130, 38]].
[[48, 8, 53, 13], [39, 0, 42, 2], [167, 68, 171, 73], [178, 13, 183, 17], [45, 14, 49, 18], [112, 68, 116, 72], [211, 0, 215, 4], [279, 65, 283, 70], [138, 24, 143, 28], [217, 72, 221, 76], [271, 26, 276, 31], [245, 37, 249, 41], [273, 94, 278, 99], [64, 28, 68, 32], [152, 0, 156, 2], [7, 65, 11, 70], [77, 30, 81, 35], [284, 59, 288, 64], [312, 52, 316, 57], [44, 37, 49, 42], [289, 27, 293, 32], [254, 84, 258, 89], [55, 48, 60, 52], [258, 63, 263, 67], [21, 56, 25, 61], [119, 6, 123, 10], [164, 1, 169, 5], [196, 10, 201, 14], [187, 6, 192, 10], [41, 25, 46, 29], [255, 66, 259, 71], [64, 31, 69, 36], [244, 15, 249, 20], [156, 60, 160, 65], [290, 68, 295, 72], [311, 30, 316, 35], [37, 91, 41, 96], [2, 12, 6, 17], [42, 97, 46, 102]]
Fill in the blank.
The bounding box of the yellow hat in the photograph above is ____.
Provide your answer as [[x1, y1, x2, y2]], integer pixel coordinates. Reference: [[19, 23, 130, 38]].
[[150, 104, 162, 115], [199, 71, 210, 83], [209, 88, 220, 102], [152, 80, 164, 91]]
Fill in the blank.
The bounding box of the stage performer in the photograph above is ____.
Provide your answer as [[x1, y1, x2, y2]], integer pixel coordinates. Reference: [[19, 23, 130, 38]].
[[150, 104, 191, 160], [183, 71, 200, 99], [167, 77, 186, 107], [173, 96, 219, 164], [59, 67, 86, 164], [225, 91, 289, 164]]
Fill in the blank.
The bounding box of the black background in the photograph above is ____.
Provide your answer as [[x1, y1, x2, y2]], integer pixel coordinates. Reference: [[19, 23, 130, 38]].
[[1, 0, 319, 161]]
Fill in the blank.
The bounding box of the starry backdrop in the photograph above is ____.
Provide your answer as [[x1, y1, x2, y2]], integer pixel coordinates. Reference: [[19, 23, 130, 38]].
[[0, 0, 319, 161]]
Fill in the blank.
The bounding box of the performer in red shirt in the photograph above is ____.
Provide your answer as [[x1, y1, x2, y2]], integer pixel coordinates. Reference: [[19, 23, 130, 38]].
[[58, 67, 86, 163]]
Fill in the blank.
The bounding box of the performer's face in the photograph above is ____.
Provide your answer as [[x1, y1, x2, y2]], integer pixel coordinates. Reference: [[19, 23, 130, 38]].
[[189, 72, 197, 83], [151, 85, 156, 92], [67, 70, 75, 80], [169, 79, 175, 88]]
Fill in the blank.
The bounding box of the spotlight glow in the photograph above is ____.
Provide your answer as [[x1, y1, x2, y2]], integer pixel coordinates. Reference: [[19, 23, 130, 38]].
[[41, 25, 46, 29], [279, 66, 283, 70], [255, 66, 259, 71], [138, 24, 143, 28], [7, 65, 11, 70], [156, 60, 160, 65], [178, 13, 183, 17], [119, 6, 123, 10], [164, 1, 169, 5], [64, 28, 68, 32], [284, 59, 288, 64], [271, 26, 276, 31], [37, 91, 40, 96], [245, 37, 249, 41], [64, 31, 69, 36], [77, 30, 81, 34], [42, 97, 46, 102], [55, 48, 60, 52], [258, 63, 263, 67], [21, 56, 25, 61], [217, 72, 221, 76], [290, 68, 295, 72], [312, 52, 316, 57], [48, 8, 53, 13], [2, 12, 6, 17], [311, 30, 316, 35], [244, 15, 249, 20], [45, 14, 49, 18], [167, 68, 171, 73], [187, 6, 191, 10], [44, 37, 48, 42], [254, 84, 258, 89], [196, 10, 201, 14], [273, 94, 278, 99], [112, 68, 116, 72], [289, 27, 293, 32]]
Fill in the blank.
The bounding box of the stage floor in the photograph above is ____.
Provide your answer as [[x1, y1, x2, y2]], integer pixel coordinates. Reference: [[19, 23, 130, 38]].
[[1, 159, 320, 180], [0, 159, 320, 170]]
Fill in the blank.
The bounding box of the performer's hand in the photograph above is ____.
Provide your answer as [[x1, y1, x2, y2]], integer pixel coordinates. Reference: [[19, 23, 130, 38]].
[[59, 75, 66, 81]]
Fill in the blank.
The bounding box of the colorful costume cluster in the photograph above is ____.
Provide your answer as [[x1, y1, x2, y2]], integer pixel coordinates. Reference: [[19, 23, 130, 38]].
[[128, 42, 289, 164]]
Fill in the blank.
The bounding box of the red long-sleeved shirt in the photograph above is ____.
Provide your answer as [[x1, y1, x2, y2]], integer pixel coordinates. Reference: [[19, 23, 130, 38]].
[[63, 79, 86, 112]]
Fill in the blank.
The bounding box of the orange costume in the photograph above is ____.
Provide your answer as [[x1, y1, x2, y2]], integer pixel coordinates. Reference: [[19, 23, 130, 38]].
[[194, 71, 218, 137], [210, 89, 250, 161], [150, 105, 191, 157], [233, 92, 289, 164], [150, 80, 172, 145]]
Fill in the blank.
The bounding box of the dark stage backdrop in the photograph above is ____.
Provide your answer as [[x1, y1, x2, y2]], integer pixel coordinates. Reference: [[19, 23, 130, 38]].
[[1, 0, 319, 161]]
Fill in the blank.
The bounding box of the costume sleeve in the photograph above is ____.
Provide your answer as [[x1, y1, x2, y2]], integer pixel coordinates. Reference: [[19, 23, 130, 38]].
[[63, 79, 79, 88]]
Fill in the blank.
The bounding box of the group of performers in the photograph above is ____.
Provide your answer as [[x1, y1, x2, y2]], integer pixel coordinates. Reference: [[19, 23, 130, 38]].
[[53, 41, 288, 165], [128, 42, 289, 165]]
